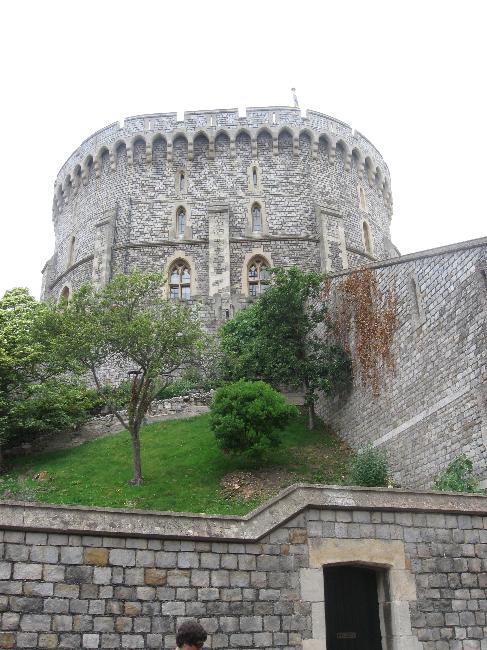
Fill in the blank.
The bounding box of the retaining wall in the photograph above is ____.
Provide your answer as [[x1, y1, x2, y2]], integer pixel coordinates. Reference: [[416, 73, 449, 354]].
[[317, 238, 487, 489], [1, 486, 487, 649]]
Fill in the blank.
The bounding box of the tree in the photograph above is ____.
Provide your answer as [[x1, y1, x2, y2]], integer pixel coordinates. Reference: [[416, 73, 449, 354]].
[[0, 289, 50, 468], [219, 302, 262, 381], [0, 288, 100, 470], [43, 272, 205, 485], [220, 267, 350, 429]]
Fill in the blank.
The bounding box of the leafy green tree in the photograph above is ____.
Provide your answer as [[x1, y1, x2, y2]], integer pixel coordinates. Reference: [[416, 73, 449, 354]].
[[220, 267, 350, 429], [0, 288, 53, 467], [9, 380, 101, 441], [43, 272, 205, 485], [219, 302, 262, 381], [209, 380, 298, 459]]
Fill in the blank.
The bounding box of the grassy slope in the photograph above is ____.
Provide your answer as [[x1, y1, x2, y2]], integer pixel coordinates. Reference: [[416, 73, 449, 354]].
[[0, 414, 350, 515]]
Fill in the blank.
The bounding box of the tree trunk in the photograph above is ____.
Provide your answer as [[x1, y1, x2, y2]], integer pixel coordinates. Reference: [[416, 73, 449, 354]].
[[303, 378, 314, 430], [308, 401, 315, 430], [129, 424, 143, 485]]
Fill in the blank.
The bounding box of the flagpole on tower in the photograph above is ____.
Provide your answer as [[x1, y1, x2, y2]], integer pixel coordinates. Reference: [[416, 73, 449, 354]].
[[291, 87, 299, 108]]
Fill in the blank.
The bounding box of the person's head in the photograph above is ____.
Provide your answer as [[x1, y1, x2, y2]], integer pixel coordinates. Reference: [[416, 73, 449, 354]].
[[176, 620, 207, 649]]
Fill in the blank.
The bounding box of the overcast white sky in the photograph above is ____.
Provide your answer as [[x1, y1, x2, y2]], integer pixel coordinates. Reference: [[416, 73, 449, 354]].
[[1, 0, 485, 298]]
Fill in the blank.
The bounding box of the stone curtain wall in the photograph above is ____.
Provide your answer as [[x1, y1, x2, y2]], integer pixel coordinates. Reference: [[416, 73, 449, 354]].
[[42, 106, 394, 315], [1, 487, 487, 649], [317, 238, 487, 489]]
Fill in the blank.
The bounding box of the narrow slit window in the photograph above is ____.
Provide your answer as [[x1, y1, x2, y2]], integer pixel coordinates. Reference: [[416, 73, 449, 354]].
[[411, 277, 420, 316], [410, 275, 426, 327], [169, 261, 191, 300], [359, 186, 366, 210], [67, 236, 75, 268], [251, 203, 262, 232], [363, 221, 372, 254], [252, 166, 258, 188], [177, 207, 186, 237], [179, 172, 185, 193]]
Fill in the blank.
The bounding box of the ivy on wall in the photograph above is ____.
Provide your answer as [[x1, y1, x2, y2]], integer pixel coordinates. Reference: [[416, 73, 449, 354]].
[[324, 268, 398, 395]]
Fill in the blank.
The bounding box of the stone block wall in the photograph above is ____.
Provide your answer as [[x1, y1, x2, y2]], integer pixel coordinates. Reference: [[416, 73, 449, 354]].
[[317, 238, 487, 489], [1, 486, 487, 649]]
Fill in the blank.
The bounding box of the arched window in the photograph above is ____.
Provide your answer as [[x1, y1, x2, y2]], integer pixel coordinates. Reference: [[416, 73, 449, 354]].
[[60, 286, 70, 303], [252, 166, 258, 188], [176, 207, 186, 238], [169, 261, 191, 300], [363, 221, 372, 254], [177, 171, 186, 194], [251, 203, 262, 232], [248, 257, 270, 297]]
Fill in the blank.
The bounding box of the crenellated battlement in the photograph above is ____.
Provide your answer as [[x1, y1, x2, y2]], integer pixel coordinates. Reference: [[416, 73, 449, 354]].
[[45, 101, 398, 314], [54, 106, 392, 216]]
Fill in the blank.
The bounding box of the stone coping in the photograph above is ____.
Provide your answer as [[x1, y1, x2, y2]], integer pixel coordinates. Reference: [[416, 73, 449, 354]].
[[330, 235, 487, 277], [1, 484, 486, 541]]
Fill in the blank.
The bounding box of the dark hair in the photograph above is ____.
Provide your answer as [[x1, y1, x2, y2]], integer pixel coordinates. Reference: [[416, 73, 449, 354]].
[[176, 620, 207, 648]]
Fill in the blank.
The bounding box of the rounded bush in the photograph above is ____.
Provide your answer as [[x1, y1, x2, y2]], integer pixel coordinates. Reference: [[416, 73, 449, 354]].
[[348, 444, 389, 487], [209, 380, 298, 459], [432, 454, 481, 493]]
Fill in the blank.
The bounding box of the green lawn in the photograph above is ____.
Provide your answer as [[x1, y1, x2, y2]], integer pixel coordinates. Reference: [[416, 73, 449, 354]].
[[0, 414, 351, 515]]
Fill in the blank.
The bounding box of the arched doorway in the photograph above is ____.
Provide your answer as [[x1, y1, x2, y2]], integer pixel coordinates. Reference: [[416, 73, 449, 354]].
[[324, 564, 383, 650]]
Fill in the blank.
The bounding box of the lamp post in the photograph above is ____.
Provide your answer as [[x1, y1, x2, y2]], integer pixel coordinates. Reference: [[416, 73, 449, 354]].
[[127, 369, 142, 415]]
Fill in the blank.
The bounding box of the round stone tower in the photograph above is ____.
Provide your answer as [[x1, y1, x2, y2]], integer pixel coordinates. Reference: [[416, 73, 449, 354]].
[[42, 106, 397, 326]]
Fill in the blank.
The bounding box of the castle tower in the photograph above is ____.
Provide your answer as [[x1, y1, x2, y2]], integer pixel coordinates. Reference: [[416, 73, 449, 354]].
[[42, 106, 397, 323]]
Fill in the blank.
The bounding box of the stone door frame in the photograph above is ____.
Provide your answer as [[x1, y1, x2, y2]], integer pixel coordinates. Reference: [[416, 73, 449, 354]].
[[300, 538, 421, 650]]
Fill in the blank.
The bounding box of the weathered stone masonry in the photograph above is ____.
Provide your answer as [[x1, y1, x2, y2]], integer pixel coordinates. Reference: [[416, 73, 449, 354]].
[[317, 238, 487, 490], [1, 486, 487, 649], [39, 104, 486, 495], [41, 106, 397, 326]]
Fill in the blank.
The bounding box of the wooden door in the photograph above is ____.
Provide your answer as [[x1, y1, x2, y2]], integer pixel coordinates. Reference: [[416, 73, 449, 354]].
[[324, 565, 382, 650]]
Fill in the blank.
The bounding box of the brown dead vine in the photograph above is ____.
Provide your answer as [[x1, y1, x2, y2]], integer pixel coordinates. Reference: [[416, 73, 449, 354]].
[[324, 268, 398, 396]]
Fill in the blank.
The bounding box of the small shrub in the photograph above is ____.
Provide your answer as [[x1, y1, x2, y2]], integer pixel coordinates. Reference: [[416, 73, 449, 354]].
[[209, 380, 298, 459], [154, 368, 223, 401], [348, 444, 389, 487], [8, 380, 101, 444], [432, 454, 481, 493], [155, 378, 198, 400]]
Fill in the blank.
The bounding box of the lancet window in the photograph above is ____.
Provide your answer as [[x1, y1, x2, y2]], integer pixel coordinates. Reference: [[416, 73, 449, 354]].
[[179, 171, 186, 193], [363, 221, 372, 254], [252, 166, 258, 188], [176, 207, 186, 237], [60, 286, 70, 303], [67, 236, 76, 268], [251, 203, 262, 232], [359, 186, 367, 211]]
